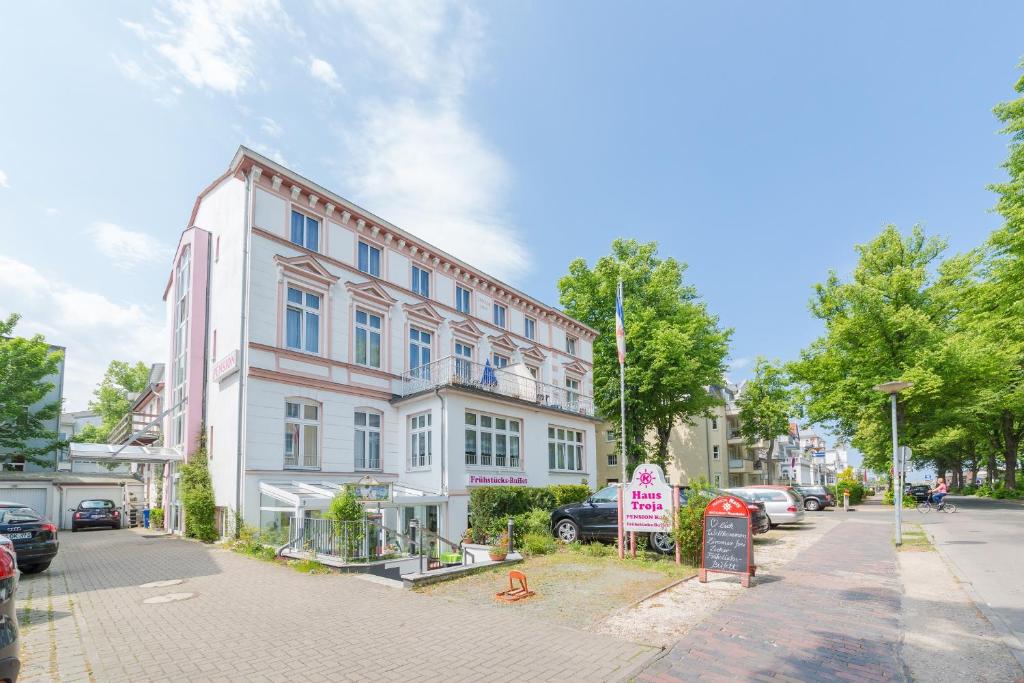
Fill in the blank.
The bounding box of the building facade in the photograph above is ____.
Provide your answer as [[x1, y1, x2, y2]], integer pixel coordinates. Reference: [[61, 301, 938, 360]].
[[159, 147, 598, 541]]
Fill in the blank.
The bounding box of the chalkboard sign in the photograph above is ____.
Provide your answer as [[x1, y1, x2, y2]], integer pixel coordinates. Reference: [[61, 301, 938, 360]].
[[699, 495, 755, 587]]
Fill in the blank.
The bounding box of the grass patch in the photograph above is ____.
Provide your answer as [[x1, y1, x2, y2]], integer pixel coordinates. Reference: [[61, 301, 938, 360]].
[[288, 558, 331, 575], [899, 524, 933, 552]]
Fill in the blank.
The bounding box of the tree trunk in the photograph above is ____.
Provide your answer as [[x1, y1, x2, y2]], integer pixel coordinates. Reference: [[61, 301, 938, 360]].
[[1001, 410, 1019, 491], [765, 439, 775, 485], [952, 456, 963, 489], [986, 449, 998, 486], [654, 422, 672, 473]]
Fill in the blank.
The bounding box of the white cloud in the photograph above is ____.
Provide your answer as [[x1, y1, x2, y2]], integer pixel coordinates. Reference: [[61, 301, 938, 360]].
[[309, 57, 343, 91], [87, 222, 169, 269], [44, 208, 60, 216], [0, 169, 9, 189], [324, 1, 529, 282], [118, 0, 291, 95], [259, 116, 282, 137], [0, 255, 166, 411], [729, 357, 752, 371]]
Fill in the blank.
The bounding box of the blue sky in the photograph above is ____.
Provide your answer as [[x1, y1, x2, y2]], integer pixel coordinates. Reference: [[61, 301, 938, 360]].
[[1, 2, 1022, 464]]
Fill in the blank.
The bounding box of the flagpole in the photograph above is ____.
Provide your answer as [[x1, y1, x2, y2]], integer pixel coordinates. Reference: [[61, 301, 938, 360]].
[[618, 280, 627, 484]]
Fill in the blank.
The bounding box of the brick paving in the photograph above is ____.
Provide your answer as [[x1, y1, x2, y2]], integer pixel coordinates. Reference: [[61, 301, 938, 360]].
[[638, 509, 905, 683], [16, 529, 655, 682]]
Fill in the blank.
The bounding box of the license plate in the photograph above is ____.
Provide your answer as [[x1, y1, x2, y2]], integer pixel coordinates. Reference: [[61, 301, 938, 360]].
[[3, 532, 31, 540]]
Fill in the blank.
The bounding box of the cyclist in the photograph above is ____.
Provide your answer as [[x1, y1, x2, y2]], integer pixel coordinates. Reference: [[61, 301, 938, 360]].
[[929, 478, 948, 510]]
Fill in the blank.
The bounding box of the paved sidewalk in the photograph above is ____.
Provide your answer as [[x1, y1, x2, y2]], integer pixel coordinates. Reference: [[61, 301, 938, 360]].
[[639, 509, 905, 682], [17, 529, 656, 682]]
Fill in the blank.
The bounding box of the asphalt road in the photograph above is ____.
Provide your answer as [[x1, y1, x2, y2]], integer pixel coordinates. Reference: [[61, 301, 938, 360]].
[[918, 495, 1024, 668]]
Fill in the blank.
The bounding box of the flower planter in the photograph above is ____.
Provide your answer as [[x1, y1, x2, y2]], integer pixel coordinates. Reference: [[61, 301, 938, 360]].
[[488, 550, 508, 562]]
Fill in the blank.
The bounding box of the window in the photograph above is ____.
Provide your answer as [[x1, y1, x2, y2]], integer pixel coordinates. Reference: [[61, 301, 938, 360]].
[[409, 327, 432, 378], [607, 453, 618, 466], [411, 265, 430, 297], [455, 285, 471, 314], [524, 316, 536, 340], [172, 247, 190, 446], [712, 445, 720, 460], [565, 335, 578, 356], [290, 210, 320, 252], [493, 303, 506, 328], [354, 411, 381, 470], [605, 430, 616, 442], [591, 485, 617, 503], [714, 474, 722, 487], [354, 309, 382, 368], [527, 366, 539, 379], [566, 377, 580, 409], [492, 353, 509, 369], [464, 410, 520, 468], [285, 401, 320, 469], [358, 241, 381, 277], [409, 412, 432, 469], [455, 342, 473, 380], [548, 426, 584, 472], [286, 286, 321, 354], [711, 417, 718, 430]]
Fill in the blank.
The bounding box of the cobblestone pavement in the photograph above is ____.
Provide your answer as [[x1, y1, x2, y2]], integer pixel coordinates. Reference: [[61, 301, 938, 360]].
[[639, 506, 906, 683], [17, 529, 656, 682]]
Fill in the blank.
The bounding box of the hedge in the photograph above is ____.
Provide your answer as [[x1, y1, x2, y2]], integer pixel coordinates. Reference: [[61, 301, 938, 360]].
[[468, 484, 592, 543]]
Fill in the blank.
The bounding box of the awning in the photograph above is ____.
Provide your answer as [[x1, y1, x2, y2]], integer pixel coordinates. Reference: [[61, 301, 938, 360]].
[[68, 442, 184, 465]]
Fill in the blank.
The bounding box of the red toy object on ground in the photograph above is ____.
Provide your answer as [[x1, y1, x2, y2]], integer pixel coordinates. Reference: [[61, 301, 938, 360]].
[[495, 570, 536, 602]]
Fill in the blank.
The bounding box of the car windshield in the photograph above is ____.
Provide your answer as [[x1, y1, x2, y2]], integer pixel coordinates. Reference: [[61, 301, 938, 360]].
[[80, 500, 114, 510], [0, 507, 41, 524]]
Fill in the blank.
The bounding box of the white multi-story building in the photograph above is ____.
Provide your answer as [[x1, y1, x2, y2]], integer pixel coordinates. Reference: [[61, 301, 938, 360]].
[[153, 146, 598, 542]]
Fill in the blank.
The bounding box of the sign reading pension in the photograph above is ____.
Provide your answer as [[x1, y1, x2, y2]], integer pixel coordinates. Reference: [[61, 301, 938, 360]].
[[700, 495, 755, 587], [623, 463, 672, 533]]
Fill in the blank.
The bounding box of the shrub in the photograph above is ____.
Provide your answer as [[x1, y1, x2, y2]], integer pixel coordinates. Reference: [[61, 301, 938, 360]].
[[673, 477, 713, 564], [582, 541, 613, 557], [522, 532, 556, 556], [328, 488, 365, 557], [149, 507, 164, 529], [231, 523, 278, 561], [548, 485, 592, 507], [180, 433, 217, 542], [830, 468, 865, 504], [468, 484, 592, 541], [510, 508, 550, 548]]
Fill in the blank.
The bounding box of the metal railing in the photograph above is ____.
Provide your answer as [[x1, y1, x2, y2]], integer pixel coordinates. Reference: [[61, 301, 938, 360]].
[[728, 458, 745, 470], [108, 412, 162, 445], [400, 356, 595, 417]]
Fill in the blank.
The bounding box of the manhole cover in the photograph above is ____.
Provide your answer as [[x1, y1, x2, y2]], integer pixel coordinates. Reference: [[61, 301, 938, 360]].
[[143, 592, 196, 604], [139, 579, 184, 589]]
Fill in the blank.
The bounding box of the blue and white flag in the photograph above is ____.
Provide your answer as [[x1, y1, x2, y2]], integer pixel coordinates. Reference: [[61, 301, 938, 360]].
[[615, 281, 626, 365]]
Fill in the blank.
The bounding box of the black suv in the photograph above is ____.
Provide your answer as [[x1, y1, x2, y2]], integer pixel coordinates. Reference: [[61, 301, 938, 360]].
[[908, 484, 931, 502], [794, 485, 834, 511], [550, 485, 678, 553]]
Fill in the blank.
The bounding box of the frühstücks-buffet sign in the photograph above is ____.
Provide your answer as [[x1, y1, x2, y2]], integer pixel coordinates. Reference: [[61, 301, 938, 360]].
[[700, 495, 756, 588]]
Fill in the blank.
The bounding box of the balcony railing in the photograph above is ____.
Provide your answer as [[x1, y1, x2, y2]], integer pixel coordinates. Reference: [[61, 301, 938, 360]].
[[400, 356, 595, 418], [729, 458, 745, 470], [108, 412, 162, 446]]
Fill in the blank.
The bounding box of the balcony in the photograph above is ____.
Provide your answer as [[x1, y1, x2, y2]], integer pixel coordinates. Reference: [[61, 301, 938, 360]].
[[729, 458, 745, 470], [399, 356, 595, 418], [108, 412, 162, 446]]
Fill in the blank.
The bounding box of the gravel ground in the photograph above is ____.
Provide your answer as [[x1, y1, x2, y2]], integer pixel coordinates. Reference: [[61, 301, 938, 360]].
[[418, 548, 694, 630], [598, 513, 844, 647]]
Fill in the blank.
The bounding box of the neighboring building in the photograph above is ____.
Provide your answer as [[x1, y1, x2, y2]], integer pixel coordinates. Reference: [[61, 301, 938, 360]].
[[596, 425, 621, 486], [723, 384, 762, 487], [662, 387, 731, 488], [126, 147, 599, 541], [2, 344, 65, 472], [57, 409, 103, 472]]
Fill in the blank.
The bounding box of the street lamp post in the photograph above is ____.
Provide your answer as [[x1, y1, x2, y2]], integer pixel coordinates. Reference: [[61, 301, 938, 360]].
[[874, 381, 912, 546]]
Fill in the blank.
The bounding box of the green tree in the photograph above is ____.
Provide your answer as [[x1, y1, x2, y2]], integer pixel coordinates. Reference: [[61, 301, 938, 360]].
[[789, 226, 965, 472], [180, 431, 217, 542], [328, 487, 365, 558], [0, 314, 65, 467], [558, 240, 731, 474], [737, 358, 801, 484], [77, 361, 150, 443], [969, 61, 1024, 489]]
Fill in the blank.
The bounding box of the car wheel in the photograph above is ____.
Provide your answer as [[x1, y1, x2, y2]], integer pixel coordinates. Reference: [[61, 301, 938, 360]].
[[805, 499, 821, 512], [20, 562, 50, 574], [649, 532, 675, 554], [554, 519, 580, 543]]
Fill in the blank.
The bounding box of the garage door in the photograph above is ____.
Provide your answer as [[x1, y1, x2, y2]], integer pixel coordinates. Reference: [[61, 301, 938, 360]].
[[61, 486, 141, 529], [0, 487, 49, 516]]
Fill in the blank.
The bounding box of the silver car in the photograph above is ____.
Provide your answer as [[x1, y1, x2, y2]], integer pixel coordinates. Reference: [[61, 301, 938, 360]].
[[727, 487, 805, 527]]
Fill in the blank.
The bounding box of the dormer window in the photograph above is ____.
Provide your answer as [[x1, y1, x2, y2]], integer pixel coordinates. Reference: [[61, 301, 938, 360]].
[[290, 210, 319, 252]]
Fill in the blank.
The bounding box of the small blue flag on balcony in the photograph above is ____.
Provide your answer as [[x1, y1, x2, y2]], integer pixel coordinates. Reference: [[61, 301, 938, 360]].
[[481, 359, 498, 387]]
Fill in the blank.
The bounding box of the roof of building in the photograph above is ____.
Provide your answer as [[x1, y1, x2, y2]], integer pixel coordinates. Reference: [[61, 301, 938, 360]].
[[0, 471, 142, 486]]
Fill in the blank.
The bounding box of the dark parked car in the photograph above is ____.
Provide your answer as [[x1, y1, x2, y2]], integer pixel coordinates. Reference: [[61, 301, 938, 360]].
[[0, 502, 59, 573], [71, 499, 122, 532], [908, 485, 931, 503], [0, 535, 20, 683], [794, 485, 834, 511]]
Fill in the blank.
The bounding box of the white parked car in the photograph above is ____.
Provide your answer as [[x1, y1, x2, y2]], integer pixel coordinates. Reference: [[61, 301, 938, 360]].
[[727, 487, 805, 527]]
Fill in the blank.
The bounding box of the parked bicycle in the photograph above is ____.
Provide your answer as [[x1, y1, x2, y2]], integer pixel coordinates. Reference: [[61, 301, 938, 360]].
[[916, 498, 957, 514]]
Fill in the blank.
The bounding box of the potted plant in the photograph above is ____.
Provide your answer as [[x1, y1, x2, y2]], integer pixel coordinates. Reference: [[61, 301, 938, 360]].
[[489, 530, 509, 562]]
